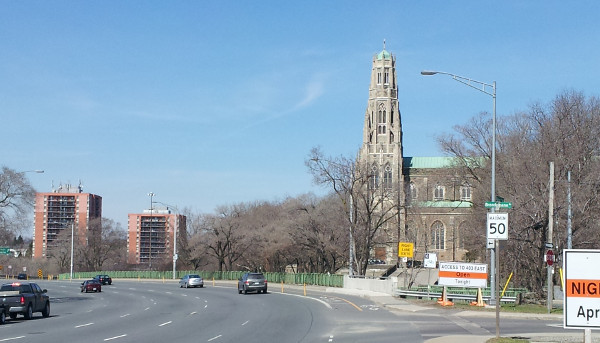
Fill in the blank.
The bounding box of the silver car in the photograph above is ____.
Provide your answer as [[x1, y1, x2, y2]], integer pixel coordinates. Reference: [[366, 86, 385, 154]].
[[179, 274, 204, 288], [237, 272, 267, 294]]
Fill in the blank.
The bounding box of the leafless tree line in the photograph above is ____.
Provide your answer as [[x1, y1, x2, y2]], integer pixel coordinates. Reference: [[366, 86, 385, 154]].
[[439, 90, 600, 296], [2, 91, 599, 298]]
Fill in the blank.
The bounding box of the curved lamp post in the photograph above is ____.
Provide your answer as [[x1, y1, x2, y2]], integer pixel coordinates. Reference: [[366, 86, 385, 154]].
[[421, 70, 498, 337], [147, 192, 155, 269], [153, 201, 180, 279]]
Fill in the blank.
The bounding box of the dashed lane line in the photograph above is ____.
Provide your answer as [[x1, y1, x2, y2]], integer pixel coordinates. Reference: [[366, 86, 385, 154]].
[[75, 323, 94, 328], [104, 334, 127, 341]]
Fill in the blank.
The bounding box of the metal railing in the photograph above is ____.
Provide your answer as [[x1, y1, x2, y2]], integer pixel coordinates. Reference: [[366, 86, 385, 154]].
[[56, 270, 344, 288], [395, 287, 525, 304]]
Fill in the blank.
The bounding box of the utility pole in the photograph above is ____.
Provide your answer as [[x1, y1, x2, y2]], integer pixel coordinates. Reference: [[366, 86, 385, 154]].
[[547, 162, 554, 314]]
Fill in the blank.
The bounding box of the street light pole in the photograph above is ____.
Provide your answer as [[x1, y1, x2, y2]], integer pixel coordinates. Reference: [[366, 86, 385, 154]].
[[70, 223, 74, 280], [421, 70, 499, 336], [147, 192, 155, 269], [153, 201, 180, 279]]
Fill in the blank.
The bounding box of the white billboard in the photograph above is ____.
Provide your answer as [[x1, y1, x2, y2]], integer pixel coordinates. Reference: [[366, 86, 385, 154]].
[[564, 249, 600, 329], [438, 262, 488, 288]]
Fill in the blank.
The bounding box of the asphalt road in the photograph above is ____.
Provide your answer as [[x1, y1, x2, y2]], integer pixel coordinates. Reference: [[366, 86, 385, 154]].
[[0, 279, 420, 343], [0, 279, 570, 343]]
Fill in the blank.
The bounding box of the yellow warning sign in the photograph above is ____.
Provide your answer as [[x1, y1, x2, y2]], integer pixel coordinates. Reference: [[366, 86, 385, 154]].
[[398, 242, 414, 258]]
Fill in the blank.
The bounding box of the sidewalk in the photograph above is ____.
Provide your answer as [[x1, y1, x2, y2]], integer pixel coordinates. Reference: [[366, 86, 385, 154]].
[[323, 287, 597, 343]]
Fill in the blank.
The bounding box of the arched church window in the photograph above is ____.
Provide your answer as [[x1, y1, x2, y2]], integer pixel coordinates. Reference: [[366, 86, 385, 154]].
[[383, 164, 392, 189], [460, 184, 472, 201], [410, 182, 418, 200], [434, 184, 445, 201], [377, 104, 386, 134], [431, 221, 445, 250], [369, 164, 379, 189]]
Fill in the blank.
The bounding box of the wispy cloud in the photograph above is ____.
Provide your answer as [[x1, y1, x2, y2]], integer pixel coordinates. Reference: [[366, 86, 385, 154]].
[[289, 75, 326, 112]]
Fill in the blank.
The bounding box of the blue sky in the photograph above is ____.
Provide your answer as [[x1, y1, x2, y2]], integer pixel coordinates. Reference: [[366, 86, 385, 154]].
[[2, 1, 599, 227]]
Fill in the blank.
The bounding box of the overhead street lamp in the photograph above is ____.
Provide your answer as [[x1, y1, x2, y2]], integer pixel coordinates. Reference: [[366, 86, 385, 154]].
[[421, 70, 498, 336], [148, 192, 155, 269], [153, 201, 180, 280]]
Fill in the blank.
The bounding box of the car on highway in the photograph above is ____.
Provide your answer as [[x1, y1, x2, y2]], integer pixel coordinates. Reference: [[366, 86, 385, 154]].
[[179, 274, 204, 288], [0, 282, 50, 320], [17, 273, 27, 280], [81, 279, 102, 293], [237, 272, 267, 294], [94, 274, 112, 285]]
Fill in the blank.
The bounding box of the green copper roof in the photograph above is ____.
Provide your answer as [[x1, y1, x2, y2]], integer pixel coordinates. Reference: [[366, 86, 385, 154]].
[[403, 157, 456, 169], [376, 49, 391, 60]]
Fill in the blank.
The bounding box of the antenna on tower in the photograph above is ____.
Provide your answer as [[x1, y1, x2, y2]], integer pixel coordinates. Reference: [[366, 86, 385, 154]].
[[383, 39, 386, 50]]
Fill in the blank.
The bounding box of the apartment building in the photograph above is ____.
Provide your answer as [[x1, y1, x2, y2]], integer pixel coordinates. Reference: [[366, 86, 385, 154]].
[[33, 183, 102, 258], [127, 207, 186, 266]]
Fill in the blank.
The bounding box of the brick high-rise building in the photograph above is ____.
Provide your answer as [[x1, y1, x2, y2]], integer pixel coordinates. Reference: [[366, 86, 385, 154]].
[[33, 183, 102, 258], [127, 207, 186, 266]]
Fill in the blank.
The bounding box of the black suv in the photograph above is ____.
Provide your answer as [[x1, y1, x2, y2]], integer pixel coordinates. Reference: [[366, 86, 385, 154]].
[[237, 272, 267, 294], [94, 275, 112, 285]]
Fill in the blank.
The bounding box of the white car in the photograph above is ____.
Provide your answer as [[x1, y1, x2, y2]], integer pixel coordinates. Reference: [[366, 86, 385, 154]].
[[179, 274, 204, 288]]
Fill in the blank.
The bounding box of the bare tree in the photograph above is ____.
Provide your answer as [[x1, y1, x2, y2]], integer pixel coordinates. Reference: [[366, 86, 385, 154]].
[[285, 194, 348, 273], [78, 218, 127, 271], [48, 228, 74, 273], [438, 90, 600, 297], [0, 167, 36, 237], [203, 204, 254, 272], [306, 147, 400, 276]]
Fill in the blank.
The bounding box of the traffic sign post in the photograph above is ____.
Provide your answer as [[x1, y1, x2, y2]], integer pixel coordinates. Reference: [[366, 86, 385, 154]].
[[485, 201, 512, 209], [398, 242, 414, 258], [546, 250, 554, 266], [487, 213, 509, 240], [564, 249, 600, 339]]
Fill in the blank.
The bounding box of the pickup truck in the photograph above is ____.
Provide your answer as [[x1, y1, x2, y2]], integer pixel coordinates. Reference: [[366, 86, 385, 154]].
[[0, 282, 50, 320], [0, 302, 8, 324]]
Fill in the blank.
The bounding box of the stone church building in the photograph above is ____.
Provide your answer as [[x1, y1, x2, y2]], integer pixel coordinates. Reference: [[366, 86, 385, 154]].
[[358, 45, 474, 266]]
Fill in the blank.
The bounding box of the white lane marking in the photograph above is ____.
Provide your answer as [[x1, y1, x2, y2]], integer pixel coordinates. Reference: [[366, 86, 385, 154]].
[[120, 314, 130, 318], [204, 304, 208, 309], [207, 335, 222, 342], [158, 321, 172, 327], [144, 307, 150, 311], [329, 335, 334, 342], [0, 336, 26, 342], [181, 294, 188, 297], [104, 334, 127, 341], [75, 323, 94, 328], [190, 311, 197, 315], [275, 292, 332, 309], [241, 320, 249, 326]]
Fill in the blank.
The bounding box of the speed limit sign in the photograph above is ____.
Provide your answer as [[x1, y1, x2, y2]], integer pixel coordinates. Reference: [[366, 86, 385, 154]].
[[487, 213, 508, 240]]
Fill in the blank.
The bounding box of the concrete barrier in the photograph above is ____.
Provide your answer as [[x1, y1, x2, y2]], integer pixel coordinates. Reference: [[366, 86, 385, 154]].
[[343, 275, 398, 295]]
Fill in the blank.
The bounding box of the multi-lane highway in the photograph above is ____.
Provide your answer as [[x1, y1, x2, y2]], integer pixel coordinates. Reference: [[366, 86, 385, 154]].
[[0, 279, 421, 343], [0, 279, 568, 342]]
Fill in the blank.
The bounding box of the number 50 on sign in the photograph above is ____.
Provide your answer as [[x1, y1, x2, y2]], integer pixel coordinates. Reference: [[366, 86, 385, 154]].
[[487, 213, 508, 240]]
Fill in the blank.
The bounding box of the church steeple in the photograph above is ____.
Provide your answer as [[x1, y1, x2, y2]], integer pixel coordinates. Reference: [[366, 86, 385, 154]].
[[358, 43, 406, 264], [360, 44, 403, 167]]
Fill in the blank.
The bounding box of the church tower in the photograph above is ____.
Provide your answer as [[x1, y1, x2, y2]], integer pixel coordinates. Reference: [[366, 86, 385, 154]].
[[358, 42, 405, 262]]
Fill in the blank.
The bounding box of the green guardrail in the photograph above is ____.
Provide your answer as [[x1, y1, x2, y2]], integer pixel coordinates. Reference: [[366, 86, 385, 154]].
[[403, 285, 528, 298], [57, 271, 344, 288]]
